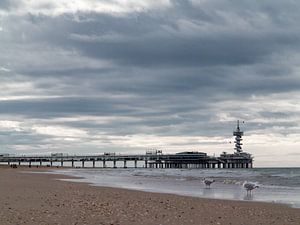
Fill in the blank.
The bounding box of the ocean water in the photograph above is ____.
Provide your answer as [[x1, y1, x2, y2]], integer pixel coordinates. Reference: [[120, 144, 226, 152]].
[[45, 168, 300, 208]]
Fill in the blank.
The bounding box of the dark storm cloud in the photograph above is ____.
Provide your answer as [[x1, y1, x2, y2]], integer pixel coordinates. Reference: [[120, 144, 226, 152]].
[[0, 94, 211, 124], [1, 0, 300, 164], [0, 0, 17, 9], [0, 131, 47, 146], [21, 11, 296, 68], [18, 63, 300, 104], [0, 97, 136, 118], [4, 1, 298, 72], [2, 1, 299, 72], [4, 1, 299, 98], [67, 2, 300, 67]]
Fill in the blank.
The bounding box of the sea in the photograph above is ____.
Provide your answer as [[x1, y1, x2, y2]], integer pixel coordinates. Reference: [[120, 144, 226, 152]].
[[44, 167, 300, 208]]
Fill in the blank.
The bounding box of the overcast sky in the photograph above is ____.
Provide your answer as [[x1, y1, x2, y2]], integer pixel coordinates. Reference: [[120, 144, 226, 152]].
[[0, 0, 300, 167]]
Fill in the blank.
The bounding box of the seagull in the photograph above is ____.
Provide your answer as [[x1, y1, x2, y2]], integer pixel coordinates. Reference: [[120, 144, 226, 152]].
[[243, 181, 259, 195], [203, 178, 215, 188]]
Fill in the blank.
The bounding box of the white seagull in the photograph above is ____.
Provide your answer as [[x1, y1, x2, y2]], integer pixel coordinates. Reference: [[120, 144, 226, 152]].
[[203, 178, 215, 188], [243, 181, 259, 195]]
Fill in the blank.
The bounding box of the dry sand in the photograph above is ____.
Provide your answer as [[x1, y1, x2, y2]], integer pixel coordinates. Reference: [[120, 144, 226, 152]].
[[0, 166, 299, 225]]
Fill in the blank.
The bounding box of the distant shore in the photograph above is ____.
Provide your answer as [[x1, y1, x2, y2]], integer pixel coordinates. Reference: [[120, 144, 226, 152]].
[[0, 166, 299, 225]]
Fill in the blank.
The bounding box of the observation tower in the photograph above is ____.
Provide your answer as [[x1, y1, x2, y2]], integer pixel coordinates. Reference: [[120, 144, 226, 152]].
[[233, 120, 244, 153]]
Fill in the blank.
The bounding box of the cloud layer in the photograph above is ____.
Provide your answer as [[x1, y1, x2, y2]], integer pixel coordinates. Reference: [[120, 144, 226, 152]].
[[1, 0, 300, 166]]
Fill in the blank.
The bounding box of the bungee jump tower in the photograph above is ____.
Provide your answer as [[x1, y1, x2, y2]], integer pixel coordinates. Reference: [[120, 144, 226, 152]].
[[219, 120, 253, 168]]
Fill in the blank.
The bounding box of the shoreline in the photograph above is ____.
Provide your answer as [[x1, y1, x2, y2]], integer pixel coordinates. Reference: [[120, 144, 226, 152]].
[[52, 173, 296, 209], [1, 166, 300, 225], [40, 166, 300, 209], [58, 178, 296, 210]]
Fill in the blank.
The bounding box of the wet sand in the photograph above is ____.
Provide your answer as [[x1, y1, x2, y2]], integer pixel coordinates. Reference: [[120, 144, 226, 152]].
[[0, 166, 299, 225]]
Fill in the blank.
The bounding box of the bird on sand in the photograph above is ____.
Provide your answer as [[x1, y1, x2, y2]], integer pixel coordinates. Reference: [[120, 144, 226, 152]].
[[243, 181, 259, 195], [203, 178, 215, 188]]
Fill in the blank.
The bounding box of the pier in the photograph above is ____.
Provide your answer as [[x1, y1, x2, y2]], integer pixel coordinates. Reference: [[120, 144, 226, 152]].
[[0, 121, 253, 169], [0, 151, 253, 169]]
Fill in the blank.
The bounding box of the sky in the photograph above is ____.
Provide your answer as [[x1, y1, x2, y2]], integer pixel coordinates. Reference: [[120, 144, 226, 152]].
[[0, 0, 300, 167]]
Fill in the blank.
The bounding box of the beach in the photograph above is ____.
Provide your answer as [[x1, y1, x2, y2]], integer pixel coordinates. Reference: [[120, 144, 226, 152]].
[[0, 167, 299, 225]]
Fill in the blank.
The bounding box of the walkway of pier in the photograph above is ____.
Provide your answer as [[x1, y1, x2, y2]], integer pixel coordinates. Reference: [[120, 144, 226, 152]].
[[0, 152, 253, 169]]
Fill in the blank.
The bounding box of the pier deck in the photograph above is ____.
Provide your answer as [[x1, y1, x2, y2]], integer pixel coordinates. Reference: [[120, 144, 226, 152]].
[[0, 151, 253, 169]]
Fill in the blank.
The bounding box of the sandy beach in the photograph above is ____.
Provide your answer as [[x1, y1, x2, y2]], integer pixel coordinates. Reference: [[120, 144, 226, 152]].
[[0, 166, 299, 225]]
